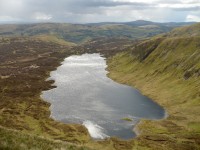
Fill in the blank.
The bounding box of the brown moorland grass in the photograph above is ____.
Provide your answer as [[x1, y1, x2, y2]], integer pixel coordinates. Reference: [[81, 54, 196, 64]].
[[0, 37, 137, 150], [0, 37, 92, 148]]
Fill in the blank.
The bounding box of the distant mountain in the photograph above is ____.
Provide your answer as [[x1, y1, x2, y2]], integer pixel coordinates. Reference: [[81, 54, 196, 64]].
[[86, 20, 195, 27]]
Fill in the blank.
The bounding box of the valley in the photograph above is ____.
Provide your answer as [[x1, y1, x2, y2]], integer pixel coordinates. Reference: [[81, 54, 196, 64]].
[[0, 22, 199, 150]]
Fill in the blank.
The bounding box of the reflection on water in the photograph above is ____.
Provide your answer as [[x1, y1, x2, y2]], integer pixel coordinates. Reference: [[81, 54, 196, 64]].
[[41, 53, 165, 139]]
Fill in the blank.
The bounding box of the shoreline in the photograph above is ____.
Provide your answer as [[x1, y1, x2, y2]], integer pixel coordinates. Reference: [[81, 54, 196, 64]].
[[41, 52, 167, 142]]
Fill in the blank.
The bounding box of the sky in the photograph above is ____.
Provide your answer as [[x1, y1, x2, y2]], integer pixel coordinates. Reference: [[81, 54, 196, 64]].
[[0, 0, 200, 23]]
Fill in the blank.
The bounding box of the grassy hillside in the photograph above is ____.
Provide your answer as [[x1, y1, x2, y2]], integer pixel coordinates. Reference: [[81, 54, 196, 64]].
[[33, 34, 76, 46], [0, 22, 192, 44], [107, 23, 200, 149]]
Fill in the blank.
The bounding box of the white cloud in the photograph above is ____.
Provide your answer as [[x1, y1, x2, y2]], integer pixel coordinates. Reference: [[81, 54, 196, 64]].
[[186, 15, 200, 22], [0, 15, 21, 22], [113, 0, 157, 3], [0, 0, 200, 23], [33, 12, 52, 20]]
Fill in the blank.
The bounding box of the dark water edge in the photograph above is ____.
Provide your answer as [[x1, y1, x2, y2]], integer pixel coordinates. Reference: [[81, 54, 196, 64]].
[[41, 53, 166, 140]]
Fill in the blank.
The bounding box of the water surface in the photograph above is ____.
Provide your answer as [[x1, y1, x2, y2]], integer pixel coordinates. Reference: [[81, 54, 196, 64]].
[[41, 53, 165, 139]]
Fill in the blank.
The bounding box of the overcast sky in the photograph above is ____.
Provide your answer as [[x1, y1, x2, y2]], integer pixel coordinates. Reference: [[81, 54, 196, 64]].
[[0, 0, 200, 23]]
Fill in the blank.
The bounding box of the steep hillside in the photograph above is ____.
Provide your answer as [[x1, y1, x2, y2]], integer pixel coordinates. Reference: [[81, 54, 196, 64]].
[[166, 23, 200, 37], [107, 23, 200, 149]]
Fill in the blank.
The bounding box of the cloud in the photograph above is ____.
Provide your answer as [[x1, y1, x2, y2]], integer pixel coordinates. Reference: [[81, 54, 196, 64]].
[[0, 0, 199, 23], [33, 12, 52, 21], [0, 15, 21, 22], [157, 3, 200, 11], [70, 0, 149, 7], [186, 15, 200, 22]]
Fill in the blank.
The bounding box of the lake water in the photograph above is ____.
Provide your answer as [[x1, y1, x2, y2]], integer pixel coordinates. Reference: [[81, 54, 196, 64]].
[[41, 53, 165, 140]]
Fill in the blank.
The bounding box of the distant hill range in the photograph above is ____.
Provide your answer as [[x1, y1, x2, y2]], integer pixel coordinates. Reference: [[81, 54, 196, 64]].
[[86, 20, 194, 27], [0, 20, 196, 43]]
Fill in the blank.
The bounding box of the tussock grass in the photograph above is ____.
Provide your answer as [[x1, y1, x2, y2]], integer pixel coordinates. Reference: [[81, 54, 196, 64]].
[[0, 126, 91, 150]]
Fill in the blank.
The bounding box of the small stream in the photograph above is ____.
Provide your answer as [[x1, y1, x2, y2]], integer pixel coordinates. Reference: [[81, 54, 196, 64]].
[[41, 53, 165, 140]]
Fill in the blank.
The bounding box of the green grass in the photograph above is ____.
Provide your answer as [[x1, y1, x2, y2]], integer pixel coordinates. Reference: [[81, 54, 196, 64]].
[[0, 126, 91, 150], [188, 122, 200, 133], [34, 34, 76, 46]]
